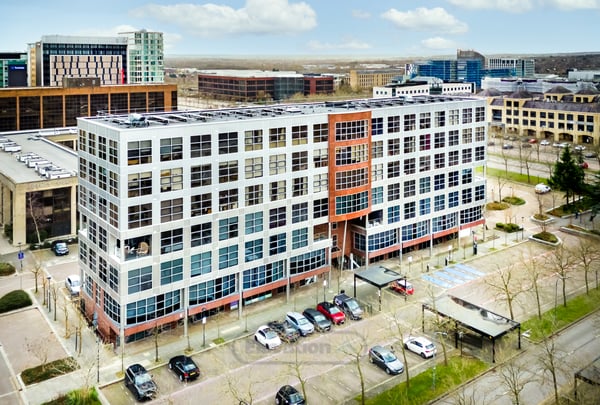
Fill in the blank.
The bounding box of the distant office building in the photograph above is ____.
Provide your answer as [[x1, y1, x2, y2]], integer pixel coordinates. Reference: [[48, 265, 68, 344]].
[[0, 53, 28, 88], [121, 30, 164, 84], [481, 77, 595, 94], [0, 83, 177, 132], [197, 70, 334, 101], [76, 95, 487, 344], [349, 69, 404, 90], [487, 57, 535, 78], [567, 69, 600, 82], [373, 77, 474, 98], [410, 61, 455, 82]]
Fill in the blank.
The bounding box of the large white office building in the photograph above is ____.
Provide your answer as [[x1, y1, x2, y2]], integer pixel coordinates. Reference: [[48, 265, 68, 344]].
[[77, 96, 487, 344]]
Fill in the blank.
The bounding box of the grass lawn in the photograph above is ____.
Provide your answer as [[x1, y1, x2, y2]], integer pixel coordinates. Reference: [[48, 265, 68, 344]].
[[364, 355, 489, 405]]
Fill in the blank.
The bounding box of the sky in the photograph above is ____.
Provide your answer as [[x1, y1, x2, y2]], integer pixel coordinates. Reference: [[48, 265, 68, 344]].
[[2, 0, 600, 58]]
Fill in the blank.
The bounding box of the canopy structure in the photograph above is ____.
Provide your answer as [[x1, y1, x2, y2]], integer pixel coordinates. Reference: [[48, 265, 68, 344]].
[[353, 265, 405, 311], [422, 295, 521, 363]]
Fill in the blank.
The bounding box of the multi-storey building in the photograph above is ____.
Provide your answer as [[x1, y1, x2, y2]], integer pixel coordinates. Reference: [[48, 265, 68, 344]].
[[349, 69, 404, 90], [373, 78, 474, 98], [77, 96, 487, 344], [121, 30, 164, 84], [0, 53, 28, 88], [487, 57, 535, 78]]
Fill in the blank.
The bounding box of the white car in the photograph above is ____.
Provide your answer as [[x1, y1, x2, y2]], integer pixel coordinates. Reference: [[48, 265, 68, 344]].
[[403, 335, 437, 358], [65, 274, 81, 296], [540, 139, 550, 146], [534, 183, 551, 194], [254, 325, 281, 350]]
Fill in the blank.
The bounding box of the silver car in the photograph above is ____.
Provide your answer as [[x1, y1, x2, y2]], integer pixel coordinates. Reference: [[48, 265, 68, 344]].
[[285, 311, 315, 336]]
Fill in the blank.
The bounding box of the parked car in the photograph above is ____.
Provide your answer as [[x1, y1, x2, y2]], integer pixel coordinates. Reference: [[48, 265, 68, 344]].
[[317, 301, 346, 325], [528, 138, 537, 144], [558, 142, 570, 149], [521, 143, 532, 148], [302, 308, 332, 332], [534, 183, 551, 194], [333, 293, 363, 320], [124, 363, 157, 401], [51, 240, 69, 256], [268, 320, 300, 343], [540, 139, 551, 146], [168, 355, 200, 382], [368, 345, 404, 375], [285, 311, 315, 336], [502, 144, 513, 150], [580, 162, 589, 169], [65, 274, 81, 296], [584, 151, 597, 158], [254, 325, 281, 349], [389, 279, 414, 296], [275, 385, 305, 405], [574, 145, 586, 151], [403, 336, 437, 358]]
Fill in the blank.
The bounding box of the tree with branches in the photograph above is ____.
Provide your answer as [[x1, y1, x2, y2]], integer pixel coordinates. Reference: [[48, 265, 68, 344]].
[[339, 331, 369, 405], [546, 244, 574, 308], [548, 146, 585, 207], [497, 359, 532, 405], [485, 264, 524, 320], [572, 239, 599, 294]]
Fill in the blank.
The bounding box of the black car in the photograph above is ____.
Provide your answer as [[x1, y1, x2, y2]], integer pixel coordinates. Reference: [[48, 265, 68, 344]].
[[124, 363, 157, 401], [168, 355, 200, 382], [275, 385, 305, 405], [268, 320, 300, 343], [302, 307, 332, 332], [51, 240, 69, 256], [333, 293, 363, 320], [368, 345, 404, 375]]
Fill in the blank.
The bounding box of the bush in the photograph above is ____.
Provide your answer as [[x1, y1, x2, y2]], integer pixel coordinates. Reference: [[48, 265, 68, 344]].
[[0, 262, 15, 276], [486, 201, 510, 211], [0, 290, 32, 313], [42, 387, 101, 405], [21, 357, 79, 385], [532, 231, 558, 243], [495, 222, 521, 233], [502, 196, 526, 206]]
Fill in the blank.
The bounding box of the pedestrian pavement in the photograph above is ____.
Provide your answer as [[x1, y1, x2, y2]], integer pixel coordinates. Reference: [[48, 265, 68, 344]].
[[6, 180, 598, 405]]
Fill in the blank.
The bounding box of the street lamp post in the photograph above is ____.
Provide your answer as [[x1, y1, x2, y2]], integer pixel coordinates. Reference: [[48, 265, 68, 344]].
[[202, 307, 207, 347], [47, 276, 52, 312], [323, 279, 327, 302]]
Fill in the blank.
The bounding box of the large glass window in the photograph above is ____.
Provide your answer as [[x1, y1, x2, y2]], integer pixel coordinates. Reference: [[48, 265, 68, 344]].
[[128, 266, 152, 294], [160, 258, 183, 285], [191, 252, 211, 277], [191, 223, 211, 246], [218, 132, 238, 154], [245, 212, 263, 234], [219, 217, 239, 240], [161, 229, 183, 253], [218, 245, 238, 269], [292, 228, 308, 249], [160, 137, 183, 161]]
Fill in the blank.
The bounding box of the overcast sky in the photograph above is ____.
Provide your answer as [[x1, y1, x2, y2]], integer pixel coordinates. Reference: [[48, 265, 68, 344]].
[[2, 0, 599, 58]]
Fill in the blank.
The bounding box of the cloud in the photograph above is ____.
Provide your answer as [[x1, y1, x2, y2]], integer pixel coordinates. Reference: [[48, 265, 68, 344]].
[[307, 39, 372, 51], [351, 9, 371, 19], [545, 0, 600, 10], [447, 0, 534, 12], [381, 7, 468, 34], [130, 0, 317, 37], [421, 37, 457, 50]]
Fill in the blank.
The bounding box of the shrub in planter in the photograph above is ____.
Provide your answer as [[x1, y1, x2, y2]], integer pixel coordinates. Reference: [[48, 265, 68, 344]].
[[495, 223, 521, 233], [0, 262, 15, 276], [532, 231, 558, 243], [502, 196, 525, 206], [0, 290, 32, 313]]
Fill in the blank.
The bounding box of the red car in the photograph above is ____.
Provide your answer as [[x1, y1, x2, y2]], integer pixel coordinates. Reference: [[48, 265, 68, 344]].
[[317, 301, 345, 325], [390, 279, 414, 296]]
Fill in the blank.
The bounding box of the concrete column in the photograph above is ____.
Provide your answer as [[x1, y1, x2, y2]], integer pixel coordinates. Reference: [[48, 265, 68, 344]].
[[70, 185, 77, 237], [1, 184, 11, 226], [12, 185, 27, 246]]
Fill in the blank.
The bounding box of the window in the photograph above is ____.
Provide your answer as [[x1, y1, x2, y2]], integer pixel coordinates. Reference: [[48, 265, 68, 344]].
[[218, 189, 238, 211], [290, 249, 326, 275], [475, 106, 485, 122], [292, 125, 308, 145], [160, 137, 183, 161], [313, 173, 328, 192], [314, 148, 328, 168], [245, 184, 263, 206], [388, 115, 400, 133], [404, 201, 416, 219], [218, 132, 238, 154], [388, 183, 401, 201], [336, 168, 368, 189], [462, 168, 472, 184], [388, 139, 400, 156], [372, 186, 383, 205], [293, 177, 308, 197], [475, 184, 485, 201], [243, 261, 284, 289], [462, 188, 472, 204], [127, 140, 152, 165], [462, 128, 472, 144], [128, 266, 152, 294], [449, 130, 459, 146], [269, 154, 286, 175], [109, 139, 118, 164], [219, 217, 239, 240], [191, 164, 211, 187], [128, 203, 152, 229], [434, 153, 445, 169], [245, 157, 263, 179], [161, 198, 183, 222], [449, 109, 459, 125], [270, 180, 286, 201], [434, 194, 445, 211], [292, 228, 309, 250], [245, 212, 263, 234], [191, 252, 211, 276], [244, 129, 263, 151], [419, 112, 431, 129], [404, 114, 416, 131], [419, 133, 431, 151], [435, 111, 445, 127], [448, 171, 459, 187], [389, 161, 401, 178], [475, 146, 485, 161], [335, 144, 368, 165], [191, 134, 211, 158], [191, 193, 211, 217], [434, 132, 445, 148], [448, 150, 459, 166], [462, 108, 472, 124], [419, 177, 430, 194], [128, 172, 152, 197], [335, 191, 369, 215], [313, 123, 328, 142], [419, 156, 430, 172], [218, 245, 238, 270], [335, 120, 367, 141], [419, 198, 430, 215], [462, 148, 472, 164], [475, 126, 485, 142], [161, 229, 183, 253], [403, 136, 416, 153], [403, 158, 415, 175], [191, 223, 211, 247], [434, 174, 445, 191], [160, 168, 183, 192], [404, 180, 416, 197], [372, 141, 383, 158], [449, 191, 459, 207], [269, 127, 286, 148], [292, 202, 308, 223], [292, 151, 308, 171], [245, 239, 263, 262], [388, 205, 400, 223], [314, 198, 328, 218], [269, 233, 286, 255], [218, 161, 238, 183], [160, 258, 183, 285], [371, 117, 383, 135], [269, 207, 286, 229], [372, 164, 383, 181]]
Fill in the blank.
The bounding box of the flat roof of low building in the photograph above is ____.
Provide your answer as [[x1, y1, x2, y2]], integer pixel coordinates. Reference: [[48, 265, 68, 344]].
[[198, 69, 303, 78]]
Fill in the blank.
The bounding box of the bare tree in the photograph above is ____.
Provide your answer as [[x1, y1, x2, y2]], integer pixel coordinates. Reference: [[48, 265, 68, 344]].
[[572, 239, 599, 294], [26, 334, 51, 371], [61, 295, 71, 338], [495, 175, 510, 202], [289, 345, 309, 403], [539, 336, 562, 405], [50, 282, 59, 322], [29, 262, 43, 293], [546, 244, 575, 308], [339, 330, 369, 405], [26, 192, 46, 245], [497, 359, 532, 405], [485, 264, 525, 320], [521, 254, 545, 319]]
